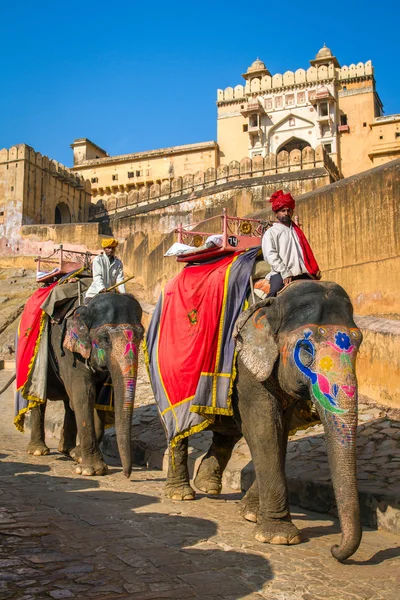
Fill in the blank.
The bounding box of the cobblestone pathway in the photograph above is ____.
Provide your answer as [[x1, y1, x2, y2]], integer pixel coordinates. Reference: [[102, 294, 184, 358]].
[[1, 371, 399, 600]]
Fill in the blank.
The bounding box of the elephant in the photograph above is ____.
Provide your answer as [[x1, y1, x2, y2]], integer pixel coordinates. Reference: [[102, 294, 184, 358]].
[[9, 292, 144, 477], [163, 280, 363, 562]]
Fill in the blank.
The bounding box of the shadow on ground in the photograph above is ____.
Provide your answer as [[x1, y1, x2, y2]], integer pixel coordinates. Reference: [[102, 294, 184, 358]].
[[0, 458, 274, 598]]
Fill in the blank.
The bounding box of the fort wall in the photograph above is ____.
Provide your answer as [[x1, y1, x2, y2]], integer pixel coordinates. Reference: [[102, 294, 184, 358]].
[[217, 61, 373, 102], [0, 157, 398, 407], [0, 144, 91, 253], [114, 160, 399, 319], [89, 145, 339, 223]]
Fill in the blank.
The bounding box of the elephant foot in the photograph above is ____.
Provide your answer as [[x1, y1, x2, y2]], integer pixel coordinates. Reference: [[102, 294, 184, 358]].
[[194, 457, 222, 495], [240, 486, 259, 523], [58, 440, 76, 456], [240, 503, 258, 523], [254, 518, 301, 545], [69, 446, 82, 463], [164, 483, 196, 501], [75, 459, 108, 476], [27, 441, 50, 456]]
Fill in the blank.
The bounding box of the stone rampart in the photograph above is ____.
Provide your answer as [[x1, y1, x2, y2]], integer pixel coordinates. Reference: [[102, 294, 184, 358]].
[[0, 144, 92, 254], [89, 146, 339, 221], [0, 145, 90, 191], [117, 159, 400, 316], [217, 61, 373, 102]]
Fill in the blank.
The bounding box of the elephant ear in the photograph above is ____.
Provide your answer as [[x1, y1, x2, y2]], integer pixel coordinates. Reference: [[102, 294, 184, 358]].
[[233, 299, 279, 382], [63, 306, 92, 359]]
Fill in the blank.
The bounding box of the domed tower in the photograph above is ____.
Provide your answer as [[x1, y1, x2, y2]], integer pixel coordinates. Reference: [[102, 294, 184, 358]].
[[242, 58, 271, 81], [310, 44, 340, 68]]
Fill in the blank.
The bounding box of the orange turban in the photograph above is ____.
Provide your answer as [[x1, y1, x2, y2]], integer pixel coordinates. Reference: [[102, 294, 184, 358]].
[[101, 238, 118, 249], [269, 190, 295, 212]]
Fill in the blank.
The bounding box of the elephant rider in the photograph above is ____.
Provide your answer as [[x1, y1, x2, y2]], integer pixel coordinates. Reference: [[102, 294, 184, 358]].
[[260, 190, 321, 297], [85, 238, 126, 303]]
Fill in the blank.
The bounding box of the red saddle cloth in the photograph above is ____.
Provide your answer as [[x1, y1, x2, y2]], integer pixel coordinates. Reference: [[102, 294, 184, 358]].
[[145, 247, 260, 445], [16, 283, 57, 394]]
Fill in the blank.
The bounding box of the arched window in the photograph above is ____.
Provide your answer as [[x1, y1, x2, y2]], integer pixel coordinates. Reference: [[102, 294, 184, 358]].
[[277, 137, 311, 154], [54, 202, 71, 224]]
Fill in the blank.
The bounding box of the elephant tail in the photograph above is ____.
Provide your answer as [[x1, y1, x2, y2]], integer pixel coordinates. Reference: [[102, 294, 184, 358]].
[[0, 373, 16, 395]]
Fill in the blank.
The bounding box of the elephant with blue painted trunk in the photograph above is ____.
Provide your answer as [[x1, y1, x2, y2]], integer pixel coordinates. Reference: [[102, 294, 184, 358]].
[[27, 293, 144, 477], [165, 280, 363, 561]]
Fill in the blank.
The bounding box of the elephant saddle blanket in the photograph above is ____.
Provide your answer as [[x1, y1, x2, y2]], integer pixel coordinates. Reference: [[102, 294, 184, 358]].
[[145, 247, 259, 446], [14, 282, 58, 431], [14, 276, 93, 431]]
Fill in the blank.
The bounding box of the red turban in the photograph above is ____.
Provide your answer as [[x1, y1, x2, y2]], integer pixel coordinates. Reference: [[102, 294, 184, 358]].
[[269, 190, 295, 212]]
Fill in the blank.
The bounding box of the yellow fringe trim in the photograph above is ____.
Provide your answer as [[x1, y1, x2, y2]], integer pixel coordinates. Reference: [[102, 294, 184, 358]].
[[288, 420, 321, 437], [15, 311, 48, 432], [190, 405, 232, 416], [94, 404, 115, 412], [170, 418, 214, 448], [141, 337, 151, 382]]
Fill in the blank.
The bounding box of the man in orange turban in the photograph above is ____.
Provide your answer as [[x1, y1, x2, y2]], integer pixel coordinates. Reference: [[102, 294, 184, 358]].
[[262, 190, 320, 297], [85, 238, 126, 301]]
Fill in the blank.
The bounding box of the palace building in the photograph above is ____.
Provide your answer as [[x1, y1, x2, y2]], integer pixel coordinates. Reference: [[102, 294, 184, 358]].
[[217, 46, 399, 177], [68, 45, 399, 208]]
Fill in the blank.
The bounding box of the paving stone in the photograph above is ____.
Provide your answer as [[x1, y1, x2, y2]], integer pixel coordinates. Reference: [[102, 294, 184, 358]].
[[0, 370, 399, 600], [0, 558, 22, 567], [48, 591, 75, 599]]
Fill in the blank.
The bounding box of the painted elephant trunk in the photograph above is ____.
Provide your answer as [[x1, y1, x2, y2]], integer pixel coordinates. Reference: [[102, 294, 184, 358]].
[[110, 365, 136, 478], [109, 328, 140, 478], [320, 403, 361, 561], [294, 326, 362, 560]]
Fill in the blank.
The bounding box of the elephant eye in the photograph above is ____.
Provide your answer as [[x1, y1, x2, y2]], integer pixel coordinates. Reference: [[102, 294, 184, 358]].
[[299, 341, 313, 366]]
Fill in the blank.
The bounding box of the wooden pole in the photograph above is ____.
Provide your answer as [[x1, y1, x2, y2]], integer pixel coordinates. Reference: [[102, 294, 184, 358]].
[[103, 275, 135, 293]]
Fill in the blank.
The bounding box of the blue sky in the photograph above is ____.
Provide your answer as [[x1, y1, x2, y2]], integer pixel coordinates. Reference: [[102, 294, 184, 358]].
[[1, 0, 399, 167]]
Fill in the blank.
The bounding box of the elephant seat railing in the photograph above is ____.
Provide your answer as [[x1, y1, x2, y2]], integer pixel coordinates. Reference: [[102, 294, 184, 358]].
[[35, 245, 97, 283], [173, 209, 271, 263]]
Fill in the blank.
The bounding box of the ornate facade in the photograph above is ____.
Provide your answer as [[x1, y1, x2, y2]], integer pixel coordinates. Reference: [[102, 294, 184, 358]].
[[71, 45, 399, 208], [217, 46, 399, 177]]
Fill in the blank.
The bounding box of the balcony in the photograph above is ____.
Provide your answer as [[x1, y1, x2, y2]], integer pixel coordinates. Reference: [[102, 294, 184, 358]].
[[338, 124, 350, 133], [309, 88, 333, 103], [248, 124, 263, 136], [317, 114, 332, 124], [240, 101, 266, 117]]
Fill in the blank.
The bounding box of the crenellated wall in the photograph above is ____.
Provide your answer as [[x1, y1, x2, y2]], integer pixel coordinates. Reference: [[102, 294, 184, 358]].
[[89, 145, 339, 220], [217, 61, 373, 102], [0, 144, 91, 253], [110, 158, 400, 320]]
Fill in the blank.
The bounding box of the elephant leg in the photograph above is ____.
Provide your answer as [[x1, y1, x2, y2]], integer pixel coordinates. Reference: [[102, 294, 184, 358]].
[[58, 400, 77, 456], [240, 479, 259, 523], [94, 409, 106, 445], [194, 431, 241, 495], [238, 374, 301, 545], [239, 405, 295, 524], [65, 374, 107, 476], [71, 409, 106, 463], [27, 403, 50, 456], [164, 438, 195, 501]]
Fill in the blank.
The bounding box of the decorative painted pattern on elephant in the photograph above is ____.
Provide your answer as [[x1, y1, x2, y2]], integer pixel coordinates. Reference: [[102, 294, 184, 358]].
[[292, 325, 361, 446], [92, 324, 141, 413]]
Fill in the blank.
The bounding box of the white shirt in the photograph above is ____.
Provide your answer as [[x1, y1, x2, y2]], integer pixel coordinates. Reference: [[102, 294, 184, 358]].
[[262, 222, 308, 280], [85, 254, 126, 299]]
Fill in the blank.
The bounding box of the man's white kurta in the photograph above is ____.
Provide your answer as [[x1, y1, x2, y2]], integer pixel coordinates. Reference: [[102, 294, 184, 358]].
[[85, 254, 126, 299], [262, 222, 308, 280]]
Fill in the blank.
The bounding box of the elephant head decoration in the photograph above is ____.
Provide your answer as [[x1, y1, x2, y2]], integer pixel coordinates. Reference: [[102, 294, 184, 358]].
[[63, 294, 144, 477], [235, 280, 363, 561]]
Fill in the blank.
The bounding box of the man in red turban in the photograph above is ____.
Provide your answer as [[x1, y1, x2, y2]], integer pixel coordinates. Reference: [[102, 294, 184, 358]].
[[261, 190, 320, 297]]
